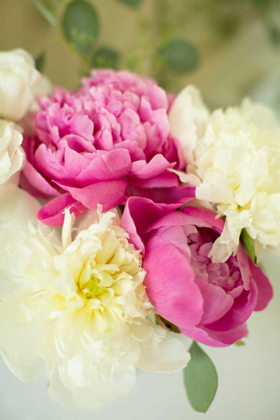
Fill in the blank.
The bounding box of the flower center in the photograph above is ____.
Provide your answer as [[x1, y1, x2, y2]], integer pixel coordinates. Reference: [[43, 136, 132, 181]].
[[187, 227, 242, 293], [82, 276, 107, 299]]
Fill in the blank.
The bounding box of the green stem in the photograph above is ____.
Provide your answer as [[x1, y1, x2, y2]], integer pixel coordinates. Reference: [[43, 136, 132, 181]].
[[153, 0, 170, 87]]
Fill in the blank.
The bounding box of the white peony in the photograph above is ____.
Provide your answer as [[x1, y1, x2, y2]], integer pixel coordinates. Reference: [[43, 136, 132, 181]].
[[0, 120, 25, 187], [0, 190, 189, 411], [169, 87, 280, 262], [0, 49, 42, 121]]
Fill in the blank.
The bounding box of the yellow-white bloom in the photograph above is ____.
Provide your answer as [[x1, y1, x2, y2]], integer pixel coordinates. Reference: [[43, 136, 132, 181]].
[[0, 120, 25, 187], [0, 189, 189, 411], [0, 49, 42, 121], [169, 86, 280, 261]]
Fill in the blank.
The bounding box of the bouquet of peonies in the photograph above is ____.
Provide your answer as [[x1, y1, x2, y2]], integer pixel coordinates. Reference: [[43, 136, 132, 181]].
[[0, 48, 276, 413]]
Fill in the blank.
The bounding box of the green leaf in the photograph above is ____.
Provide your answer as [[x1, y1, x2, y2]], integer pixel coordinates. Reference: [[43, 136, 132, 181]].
[[184, 341, 218, 413], [240, 229, 257, 264], [118, 0, 143, 8], [62, 0, 100, 55], [35, 52, 46, 72], [92, 47, 120, 70], [32, 0, 57, 26], [160, 38, 199, 74]]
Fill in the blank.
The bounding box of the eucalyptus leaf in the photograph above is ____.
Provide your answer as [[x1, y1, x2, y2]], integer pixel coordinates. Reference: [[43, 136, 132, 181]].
[[184, 341, 218, 413], [35, 52, 46, 72], [32, 0, 57, 26], [92, 47, 120, 70], [118, 0, 143, 9], [62, 0, 100, 55], [160, 38, 199, 74], [240, 229, 257, 264]]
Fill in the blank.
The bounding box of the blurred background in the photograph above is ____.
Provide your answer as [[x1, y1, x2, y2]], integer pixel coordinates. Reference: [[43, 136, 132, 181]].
[[1, 0, 280, 110]]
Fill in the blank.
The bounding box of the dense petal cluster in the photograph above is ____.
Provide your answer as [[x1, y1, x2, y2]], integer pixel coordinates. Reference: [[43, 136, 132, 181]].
[[122, 198, 273, 347], [21, 70, 189, 226], [0, 188, 189, 410], [169, 87, 280, 261]]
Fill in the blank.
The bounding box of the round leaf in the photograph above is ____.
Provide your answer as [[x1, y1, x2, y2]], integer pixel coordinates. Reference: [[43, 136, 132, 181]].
[[118, 0, 143, 8], [62, 0, 100, 55], [160, 38, 199, 74], [92, 47, 120, 70], [184, 341, 218, 413], [241, 229, 257, 264]]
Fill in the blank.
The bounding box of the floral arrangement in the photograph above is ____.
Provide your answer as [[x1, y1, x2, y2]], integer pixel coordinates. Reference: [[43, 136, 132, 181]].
[[0, 48, 275, 413]]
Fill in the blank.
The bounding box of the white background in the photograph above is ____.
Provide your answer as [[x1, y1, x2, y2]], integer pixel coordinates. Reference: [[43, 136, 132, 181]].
[[0, 252, 279, 420]]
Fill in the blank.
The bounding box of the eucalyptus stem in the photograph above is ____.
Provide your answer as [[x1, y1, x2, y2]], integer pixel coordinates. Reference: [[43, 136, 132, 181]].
[[153, 0, 170, 88]]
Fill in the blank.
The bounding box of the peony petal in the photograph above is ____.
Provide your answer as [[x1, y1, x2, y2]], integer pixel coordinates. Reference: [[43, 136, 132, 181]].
[[204, 284, 257, 333], [248, 259, 273, 311], [49, 358, 136, 411], [122, 197, 167, 250], [21, 160, 60, 199], [144, 235, 203, 329], [182, 206, 225, 233], [128, 185, 195, 206], [38, 194, 86, 226], [137, 330, 190, 372], [0, 289, 49, 381], [195, 277, 234, 326], [169, 85, 210, 164], [59, 180, 128, 212], [130, 154, 171, 179], [181, 323, 248, 348], [75, 149, 132, 185], [0, 184, 40, 231]]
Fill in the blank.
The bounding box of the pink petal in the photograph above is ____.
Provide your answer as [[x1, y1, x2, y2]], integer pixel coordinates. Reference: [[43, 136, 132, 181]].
[[128, 171, 179, 189], [182, 207, 225, 233], [144, 235, 203, 329], [60, 180, 128, 211], [38, 194, 86, 226], [76, 149, 131, 185], [128, 185, 196, 206], [21, 161, 60, 199], [195, 277, 234, 326], [248, 259, 273, 311], [205, 283, 257, 332], [181, 323, 249, 348], [130, 154, 171, 179], [121, 197, 167, 250], [147, 210, 213, 234]]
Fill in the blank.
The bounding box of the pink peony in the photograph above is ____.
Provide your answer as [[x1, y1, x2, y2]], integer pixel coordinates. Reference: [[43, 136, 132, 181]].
[[122, 197, 273, 347], [21, 70, 191, 226]]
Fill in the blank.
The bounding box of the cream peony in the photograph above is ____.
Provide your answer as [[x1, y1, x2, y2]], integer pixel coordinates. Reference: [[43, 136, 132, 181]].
[[0, 49, 42, 121], [0, 189, 189, 411], [0, 120, 25, 187], [169, 87, 280, 262]]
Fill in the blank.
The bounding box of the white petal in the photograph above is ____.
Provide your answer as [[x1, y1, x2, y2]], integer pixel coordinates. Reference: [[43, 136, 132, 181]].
[[49, 356, 136, 411], [169, 85, 210, 164], [136, 324, 190, 373], [0, 184, 40, 231], [0, 290, 49, 382]]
